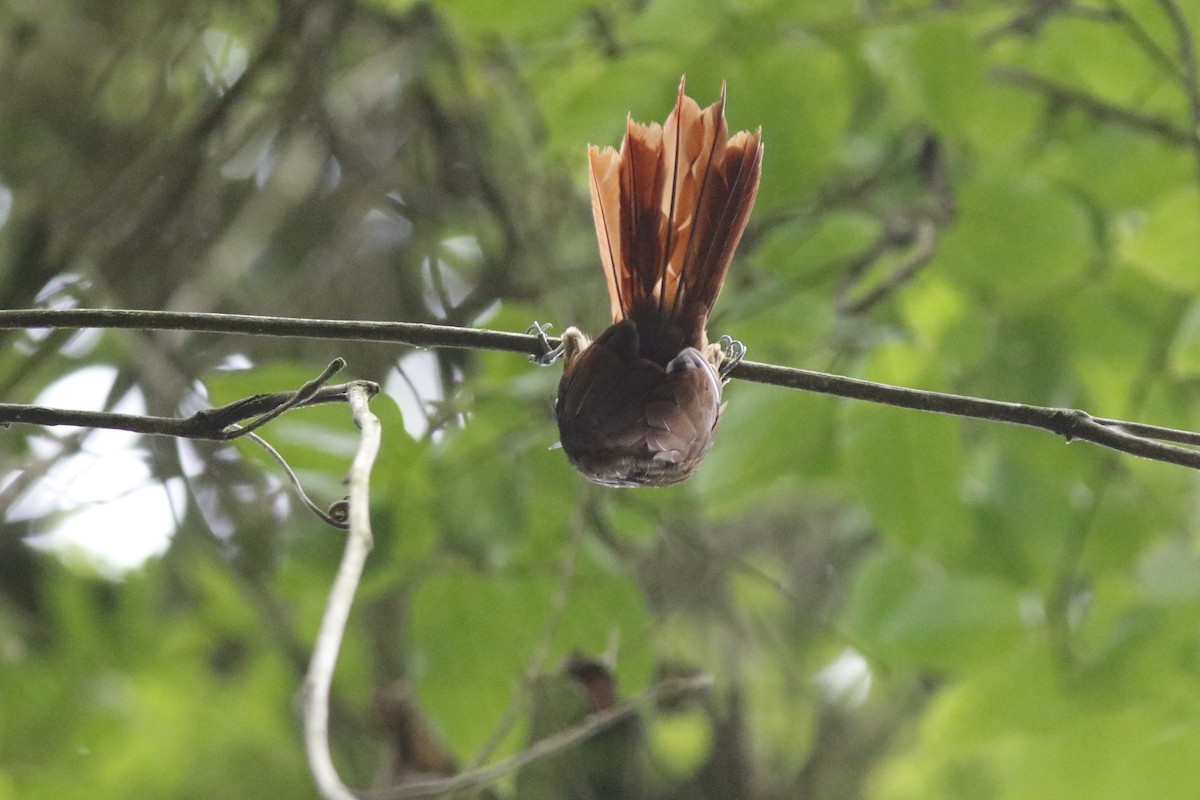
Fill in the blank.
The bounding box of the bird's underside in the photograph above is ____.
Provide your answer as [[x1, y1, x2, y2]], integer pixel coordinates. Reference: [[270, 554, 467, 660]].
[[554, 79, 763, 487]]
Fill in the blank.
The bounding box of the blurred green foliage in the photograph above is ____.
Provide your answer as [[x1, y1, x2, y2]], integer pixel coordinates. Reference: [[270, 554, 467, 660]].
[[3, 0, 1200, 797]]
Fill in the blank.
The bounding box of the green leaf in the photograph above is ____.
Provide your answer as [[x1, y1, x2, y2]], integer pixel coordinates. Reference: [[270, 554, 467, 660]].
[[908, 18, 989, 139], [898, 276, 988, 373], [648, 707, 714, 779], [754, 212, 882, 280], [870, 640, 1200, 800], [409, 553, 652, 756], [438, 0, 599, 39], [1137, 538, 1200, 606], [1039, 124, 1192, 210], [965, 426, 1101, 588], [841, 345, 974, 560], [533, 55, 686, 163], [1028, 8, 1167, 106], [1167, 299, 1200, 378], [1120, 186, 1200, 292], [204, 361, 362, 492], [937, 174, 1094, 304], [732, 42, 852, 210], [695, 384, 837, 517], [1063, 277, 1173, 410], [362, 395, 440, 589], [846, 549, 1023, 670], [877, 574, 1023, 670], [409, 565, 558, 754]]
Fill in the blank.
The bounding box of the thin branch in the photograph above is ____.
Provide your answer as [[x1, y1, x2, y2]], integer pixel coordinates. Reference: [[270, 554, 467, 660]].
[[1090, 416, 1200, 446], [1101, 0, 1188, 84], [368, 673, 713, 800], [303, 382, 382, 800], [392, 363, 436, 436], [836, 218, 939, 316], [1046, 458, 1118, 665], [242, 431, 349, 529], [1155, 0, 1200, 102], [6, 308, 1200, 471], [990, 65, 1198, 146], [0, 308, 540, 354], [0, 421, 95, 517], [235, 358, 350, 436], [1153, 0, 1200, 186], [0, 379, 373, 441], [732, 360, 1200, 469], [984, 0, 1119, 44]]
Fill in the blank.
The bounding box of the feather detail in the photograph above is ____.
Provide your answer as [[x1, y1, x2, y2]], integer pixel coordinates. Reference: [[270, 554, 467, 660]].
[[588, 146, 624, 321], [586, 77, 762, 365]]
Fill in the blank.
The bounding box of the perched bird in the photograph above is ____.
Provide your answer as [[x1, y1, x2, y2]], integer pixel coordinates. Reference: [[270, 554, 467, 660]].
[[547, 78, 763, 487]]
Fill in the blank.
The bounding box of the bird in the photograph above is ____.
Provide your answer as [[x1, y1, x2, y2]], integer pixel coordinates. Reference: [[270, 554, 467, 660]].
[[543, 78, 763, 487]]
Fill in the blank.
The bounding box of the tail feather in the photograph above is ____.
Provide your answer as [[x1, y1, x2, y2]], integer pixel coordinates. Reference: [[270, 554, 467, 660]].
[[679, 128, 763, 326], [622, 115, 667, 311], [587, 78, 763, 361], [588, 146, 625, 320]]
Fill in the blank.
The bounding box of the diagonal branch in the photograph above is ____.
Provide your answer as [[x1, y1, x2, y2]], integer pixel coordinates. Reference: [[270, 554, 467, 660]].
[[368, 673, 713, 800], [990, 65, 1198, 146], [1101, 0, 1189, 84]]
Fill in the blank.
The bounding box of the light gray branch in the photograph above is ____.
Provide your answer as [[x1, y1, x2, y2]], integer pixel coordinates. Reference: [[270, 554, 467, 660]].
[[302, 382, 382, 800]]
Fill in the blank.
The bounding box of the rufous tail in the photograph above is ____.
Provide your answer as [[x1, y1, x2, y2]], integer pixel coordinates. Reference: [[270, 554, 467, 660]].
[[587, 77, 763, 363]]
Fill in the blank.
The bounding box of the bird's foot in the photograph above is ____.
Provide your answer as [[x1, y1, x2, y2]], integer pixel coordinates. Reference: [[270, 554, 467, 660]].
[[716, 335, 746, 380], [527, 321, 565, 366]]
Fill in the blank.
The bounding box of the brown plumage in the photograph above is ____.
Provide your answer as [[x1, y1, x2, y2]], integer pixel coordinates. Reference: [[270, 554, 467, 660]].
[[555, 79, 763, 487]]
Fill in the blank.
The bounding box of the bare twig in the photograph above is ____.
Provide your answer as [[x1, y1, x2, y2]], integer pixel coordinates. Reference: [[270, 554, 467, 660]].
[[836, 218, 939, 315], [303, 382, 382, 800], [242, 431, 350, 529], [233, 359, 349, 437]]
